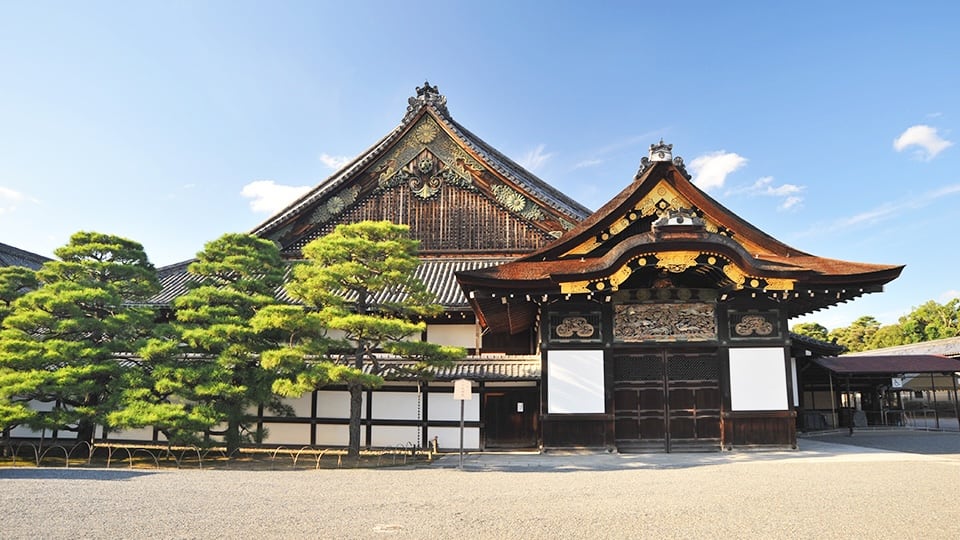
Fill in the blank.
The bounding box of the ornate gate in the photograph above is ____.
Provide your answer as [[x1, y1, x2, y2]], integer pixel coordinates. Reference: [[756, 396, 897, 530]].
[[614, 351, 722, 452]]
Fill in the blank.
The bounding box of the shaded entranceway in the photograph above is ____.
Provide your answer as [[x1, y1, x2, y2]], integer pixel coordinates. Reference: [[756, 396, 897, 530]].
[[614, 351, 722, 452], [483, 386, 539, 448]]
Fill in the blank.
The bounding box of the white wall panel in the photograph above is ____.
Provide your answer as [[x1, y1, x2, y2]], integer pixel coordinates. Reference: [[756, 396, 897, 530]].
[[314, 424, 365, 447], [547, 350, 605, 414], [729, 347, 789, 411], [371, 392, 420, 420], [262, 423, 311, 446], [428, 392, 479, 421], [428, 426, 480, 450], [371, 425, 421, 447], [108, 427, 155, 442], [316, 390, 363, 419], [427, 324, 476, 348]]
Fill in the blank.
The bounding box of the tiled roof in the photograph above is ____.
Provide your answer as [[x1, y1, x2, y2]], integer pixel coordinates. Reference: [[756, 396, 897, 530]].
[[814, 355, 960, 374], [843, 336, 960, 359], [0, 242, 50, 270], [144, 256, 510, 308], [372, 357, 540, 381]]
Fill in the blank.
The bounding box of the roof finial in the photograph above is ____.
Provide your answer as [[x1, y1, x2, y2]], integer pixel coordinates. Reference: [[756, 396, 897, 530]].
[[406, 80, 449, 120], [635, 140, 692, 181], [649, 139, 673, 162]]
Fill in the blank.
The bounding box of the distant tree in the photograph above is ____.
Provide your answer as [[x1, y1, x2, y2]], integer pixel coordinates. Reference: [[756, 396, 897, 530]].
[[828, 316, 881, 353], [0, 232, 159, 444], [897, 299, 960, 343], [790, 322, 830, 342], [866, 324, 908, 350], [284, 221, 462, 457], [163, 233, 288, 452]]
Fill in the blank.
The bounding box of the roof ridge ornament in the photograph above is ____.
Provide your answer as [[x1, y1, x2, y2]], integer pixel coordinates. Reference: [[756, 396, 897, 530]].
[[635, 140, 692, 181], [405, 80, 449, 120]]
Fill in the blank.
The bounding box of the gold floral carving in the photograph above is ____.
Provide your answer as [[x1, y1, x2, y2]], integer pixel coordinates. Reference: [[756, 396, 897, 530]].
[[735, 315, 774, 336], [656, 251, 699, 273], [413, 118, 439, 144], [555, 317, 596, 338], [613, 303, 717, 342]]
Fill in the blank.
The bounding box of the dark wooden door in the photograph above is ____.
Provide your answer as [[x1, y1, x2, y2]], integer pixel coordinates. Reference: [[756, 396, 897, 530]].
[[615, 351, 721, 452], [483, 386, 539, 449]]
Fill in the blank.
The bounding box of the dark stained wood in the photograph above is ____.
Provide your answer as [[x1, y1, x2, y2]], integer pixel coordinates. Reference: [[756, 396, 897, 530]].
[[482, 387, 539, 449], [541, 414, 614, 448], [322, 185, 554, 254], [614, 351, 722, 452], [722, 411, 797, 448]]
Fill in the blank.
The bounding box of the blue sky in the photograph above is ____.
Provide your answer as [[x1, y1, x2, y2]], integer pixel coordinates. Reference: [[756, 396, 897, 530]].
[[1, 1, 958, 330]]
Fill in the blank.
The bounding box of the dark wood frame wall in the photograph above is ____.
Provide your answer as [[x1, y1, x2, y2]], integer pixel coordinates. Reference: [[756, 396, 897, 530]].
[[539, 293, 797, 451]]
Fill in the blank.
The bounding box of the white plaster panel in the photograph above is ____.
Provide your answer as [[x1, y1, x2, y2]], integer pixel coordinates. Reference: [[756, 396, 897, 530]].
[[107, 427, 155, 442], [791, 357, 799, 407], [314, 424, 365, 447], [547, 350, 605, 414], [316, 390, 364, 419], [281, 394, 313, 417], [262, 423, 312, 446], [371, 392, 421, 420], [370, 425, 421, 447], [426, 324, 476, 348], [428, 392, 479, 421], [729, 347, 789, 411], [428, 426, 480, 450]]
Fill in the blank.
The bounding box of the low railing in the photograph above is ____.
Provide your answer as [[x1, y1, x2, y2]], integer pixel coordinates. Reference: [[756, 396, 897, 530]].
[[0, 440, 433, 470]]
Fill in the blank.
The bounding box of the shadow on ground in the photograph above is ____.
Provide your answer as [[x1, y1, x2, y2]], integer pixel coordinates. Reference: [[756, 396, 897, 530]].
[[0, 468, 159, 481]]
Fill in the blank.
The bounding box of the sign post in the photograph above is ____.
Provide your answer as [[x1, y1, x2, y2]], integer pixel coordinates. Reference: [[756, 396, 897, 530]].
[[453, 379, 472, 470]]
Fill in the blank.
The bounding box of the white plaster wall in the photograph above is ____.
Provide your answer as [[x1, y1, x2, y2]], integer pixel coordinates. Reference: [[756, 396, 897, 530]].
[[428, 426, 480, 450], [429, 392, 479, 421], [371, 392, 420, 420], [314, 424, 365, 447], [729, 347, 789, 411], [547, 350, 605, 414], [262, 423, 311, 446], [426, 324, 476, 348], [107, 427, 155, 442], [370, 425, 421, 447], [283, 394, 313, 417], [316, 390, 363, 419]]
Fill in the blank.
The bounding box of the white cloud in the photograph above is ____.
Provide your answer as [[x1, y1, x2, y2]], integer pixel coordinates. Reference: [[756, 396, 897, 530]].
[[0, 186, 38, 215], [797, 183, 960, 237], [732, 176, 805, 211], [319, 153, 352, 170], [688, 151, 747, 191], [893, 125, 953, 160], [518, 144, 554, 172], [240, 180, 311, 214], [574, 158, 604, 169], [940, 289, 960, 302]]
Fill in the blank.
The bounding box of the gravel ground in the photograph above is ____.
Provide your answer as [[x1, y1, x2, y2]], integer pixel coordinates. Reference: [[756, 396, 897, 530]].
[[2, 439, 959, 539]]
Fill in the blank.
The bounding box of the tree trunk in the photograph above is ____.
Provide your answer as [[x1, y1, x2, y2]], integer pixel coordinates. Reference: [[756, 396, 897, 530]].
[[225, 418, 241, 455], [347, 382, 363, 458], [76, 419, 96, 446]]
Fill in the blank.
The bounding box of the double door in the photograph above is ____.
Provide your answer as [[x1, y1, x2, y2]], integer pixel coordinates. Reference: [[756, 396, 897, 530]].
[[614, 350, 722, 452]]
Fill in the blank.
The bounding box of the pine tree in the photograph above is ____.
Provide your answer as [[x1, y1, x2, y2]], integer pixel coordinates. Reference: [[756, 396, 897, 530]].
[[285, 221, 462, 456], [168, 233, 288, 453], [0, 232, 159, 444]]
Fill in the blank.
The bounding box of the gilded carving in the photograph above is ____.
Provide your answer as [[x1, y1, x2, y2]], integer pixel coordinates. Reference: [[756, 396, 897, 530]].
[[555, 317, 596, 338], [614, 303, 717, 342], [493, 184, 527, 212], [735, 315, 774, 336], [413, 118, 439, 144], [310, 186, 360, 224]]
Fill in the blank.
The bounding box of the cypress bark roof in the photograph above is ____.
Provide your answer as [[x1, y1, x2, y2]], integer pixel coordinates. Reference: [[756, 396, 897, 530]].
[[457, 148, 904, 331]]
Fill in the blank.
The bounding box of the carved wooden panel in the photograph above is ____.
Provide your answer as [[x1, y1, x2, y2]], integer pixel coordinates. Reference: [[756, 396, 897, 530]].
[[727, 310, 781, 340], [547, 311, 602, 344], [613, 303, 717, 342]]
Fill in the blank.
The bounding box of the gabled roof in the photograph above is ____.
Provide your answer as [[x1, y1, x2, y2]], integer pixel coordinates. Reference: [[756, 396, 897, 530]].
[[458, 143, 904, 331], [0, 242, 50, 270], [843, 336, 960, 359], [249, 82, 591, 257]]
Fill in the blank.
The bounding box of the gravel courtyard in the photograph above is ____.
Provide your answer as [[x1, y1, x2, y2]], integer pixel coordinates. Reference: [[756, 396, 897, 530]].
[[2, 435, 959, 539]]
